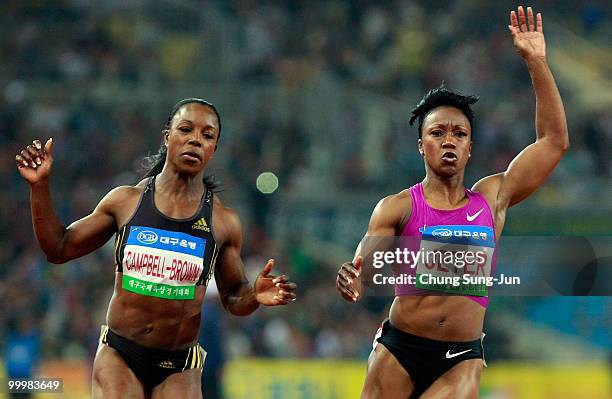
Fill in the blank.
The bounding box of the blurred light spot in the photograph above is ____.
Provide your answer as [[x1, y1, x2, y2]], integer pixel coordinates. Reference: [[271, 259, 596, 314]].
[[256, 172, 279, 194]]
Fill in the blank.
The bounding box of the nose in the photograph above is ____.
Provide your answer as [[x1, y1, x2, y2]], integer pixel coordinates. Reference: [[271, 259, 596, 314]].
[[442, 132, 456, 148], [188, 131, 203, 147]]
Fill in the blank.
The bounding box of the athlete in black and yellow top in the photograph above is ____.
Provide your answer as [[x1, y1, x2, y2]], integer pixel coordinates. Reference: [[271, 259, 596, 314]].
[[15, 99, 297, 399]]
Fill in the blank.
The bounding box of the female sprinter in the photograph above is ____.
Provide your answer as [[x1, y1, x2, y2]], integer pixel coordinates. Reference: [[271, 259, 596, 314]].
[[16, 98, 297, 398], [337, 7, 568, 398]]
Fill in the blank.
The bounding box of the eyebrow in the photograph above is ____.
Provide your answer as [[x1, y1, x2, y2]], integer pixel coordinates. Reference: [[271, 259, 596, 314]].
[[177, 119, 218, 131], [428, 122, 468, 129]]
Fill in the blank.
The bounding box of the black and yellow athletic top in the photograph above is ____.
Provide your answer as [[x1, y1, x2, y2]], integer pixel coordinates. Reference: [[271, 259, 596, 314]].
[[113, 176, 218, 300]]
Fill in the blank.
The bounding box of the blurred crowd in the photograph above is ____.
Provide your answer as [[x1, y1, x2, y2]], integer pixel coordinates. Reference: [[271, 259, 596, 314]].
[[0, 0, 610, 368]]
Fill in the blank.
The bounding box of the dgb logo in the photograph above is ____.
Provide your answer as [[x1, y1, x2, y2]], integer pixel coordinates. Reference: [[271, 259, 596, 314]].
[[431, 228, 452, 238], [137, 230, 158, 244]]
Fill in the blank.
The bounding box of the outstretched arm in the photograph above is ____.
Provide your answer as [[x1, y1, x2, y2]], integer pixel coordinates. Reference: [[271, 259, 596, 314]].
[[16, 138, 119, 263], [474, 6, 569, 209], [215, 207, 296, 316]]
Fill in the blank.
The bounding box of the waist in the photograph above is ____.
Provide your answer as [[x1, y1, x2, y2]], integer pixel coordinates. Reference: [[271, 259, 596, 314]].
[[107, 273, 205, 350], [389, 296, 485, 342]]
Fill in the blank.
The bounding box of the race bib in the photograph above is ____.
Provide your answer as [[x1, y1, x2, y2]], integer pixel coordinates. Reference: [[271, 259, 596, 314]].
[[415, 225, 495, 296], [121, 226, 206, 300]]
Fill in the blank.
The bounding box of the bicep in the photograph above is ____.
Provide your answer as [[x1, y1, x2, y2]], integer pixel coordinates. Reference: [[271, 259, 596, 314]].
[[215, 244, 248, 298], [214, 210, 248, 302], [60, 188, 126, 261], [354, 195, 409, 260], [61, 210, 116, 259], [499, 139, 564, 207]]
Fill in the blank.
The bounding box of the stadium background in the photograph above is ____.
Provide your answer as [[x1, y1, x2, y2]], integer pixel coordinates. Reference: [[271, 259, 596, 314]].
[[0, 0, 610, 398]]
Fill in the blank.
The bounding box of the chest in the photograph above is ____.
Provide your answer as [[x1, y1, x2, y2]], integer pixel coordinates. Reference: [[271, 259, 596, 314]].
[[153, 195, 203, 220], [406, 205, 494, 235]]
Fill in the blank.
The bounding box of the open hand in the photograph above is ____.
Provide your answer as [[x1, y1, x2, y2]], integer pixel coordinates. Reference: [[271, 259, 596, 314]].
[[509, 6, 546, 60], [254, 259, 297, 306]]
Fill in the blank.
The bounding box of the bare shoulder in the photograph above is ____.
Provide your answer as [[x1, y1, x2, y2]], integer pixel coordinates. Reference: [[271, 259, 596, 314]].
[[98, 180, 146, 209], [95, 180, 148, 227], [369, 189, 413, 234], [211, 195, 242, 245], [392, 188, 413, 204], [471, 173, 504, 212], [376, 189, 412, 216], [472, 173, 503, 195]]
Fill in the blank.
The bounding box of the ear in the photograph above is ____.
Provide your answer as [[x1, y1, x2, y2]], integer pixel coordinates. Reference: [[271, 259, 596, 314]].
[[163, 130, 169, 146], [468, 141, 473, 158], [418, 138, 424, 156]]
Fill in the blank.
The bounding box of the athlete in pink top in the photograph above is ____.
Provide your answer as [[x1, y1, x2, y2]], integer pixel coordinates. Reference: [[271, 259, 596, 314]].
[[396, 182, 496, 308], [336, 6, 568, 398]]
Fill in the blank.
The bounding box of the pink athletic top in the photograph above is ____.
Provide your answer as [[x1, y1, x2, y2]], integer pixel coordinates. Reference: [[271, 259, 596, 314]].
[[396, 183, 496, 308]]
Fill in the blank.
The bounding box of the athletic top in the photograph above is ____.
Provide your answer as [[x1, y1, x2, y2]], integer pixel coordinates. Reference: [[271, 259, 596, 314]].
[[396, 183, 496, 308], [113, 176, 218, 300]]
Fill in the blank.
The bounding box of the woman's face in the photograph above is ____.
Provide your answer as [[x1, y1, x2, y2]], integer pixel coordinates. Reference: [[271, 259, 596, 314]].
[[418, 106, 472, 178], [165, 103, 220, 176]]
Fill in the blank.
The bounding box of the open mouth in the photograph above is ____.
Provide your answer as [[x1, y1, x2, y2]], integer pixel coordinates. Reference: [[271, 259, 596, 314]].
[[441, 151, 458, 163], [181, 151, 202, 161]]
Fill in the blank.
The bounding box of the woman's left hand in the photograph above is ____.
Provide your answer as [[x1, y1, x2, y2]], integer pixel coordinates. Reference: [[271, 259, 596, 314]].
[[254, 259, 297, 306]]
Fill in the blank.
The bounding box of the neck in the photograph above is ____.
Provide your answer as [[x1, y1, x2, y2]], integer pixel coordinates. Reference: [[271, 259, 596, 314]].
[[156, 165, 205, 199], [422, 171, 466, 207]]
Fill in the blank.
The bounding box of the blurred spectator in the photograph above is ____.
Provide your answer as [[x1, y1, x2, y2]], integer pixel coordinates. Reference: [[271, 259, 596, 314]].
[[5, 315, 41, 399]]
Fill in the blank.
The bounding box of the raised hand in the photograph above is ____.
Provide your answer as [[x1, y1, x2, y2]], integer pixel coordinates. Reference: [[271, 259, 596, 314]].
[[509, 6, 545, 60], [15, 138, 53, 185], [254, 259, 297, 306], [336, 256, 362, 302]]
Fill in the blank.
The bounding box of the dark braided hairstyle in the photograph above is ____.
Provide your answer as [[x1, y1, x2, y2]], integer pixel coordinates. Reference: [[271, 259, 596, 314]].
[[409, 85, 479, 138], [143, 98, 221, 190]]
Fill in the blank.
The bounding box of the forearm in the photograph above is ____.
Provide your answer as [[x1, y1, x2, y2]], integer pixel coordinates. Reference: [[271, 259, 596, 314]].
[[526, 56, 569, 149], [30, 181, 68, 262], [356, 236, 397, 286], [224, 284, 260, 316]]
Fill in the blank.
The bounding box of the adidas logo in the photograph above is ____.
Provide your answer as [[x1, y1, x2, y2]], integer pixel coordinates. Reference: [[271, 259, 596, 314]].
[[158, 360, 174, 369], [192, 218, 210, 232]]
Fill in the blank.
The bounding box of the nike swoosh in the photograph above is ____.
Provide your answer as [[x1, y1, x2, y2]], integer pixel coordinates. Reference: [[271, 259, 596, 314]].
[[466, 208, 484, 222], [445, 349, 472, 359]]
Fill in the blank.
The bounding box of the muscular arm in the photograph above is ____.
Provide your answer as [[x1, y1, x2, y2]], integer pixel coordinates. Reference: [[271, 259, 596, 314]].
[[356, 193, 410, 261], [337, 192, 411, 301], [17, 137, 125, 264], [214, 208, 259, 316], [32, 183, 127, 264], [473, 7, 568, 211]]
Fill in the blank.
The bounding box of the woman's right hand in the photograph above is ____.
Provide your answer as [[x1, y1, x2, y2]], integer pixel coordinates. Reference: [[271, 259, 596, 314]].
[[336, 256, 363, 302], [15, 138, 53, 185]]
